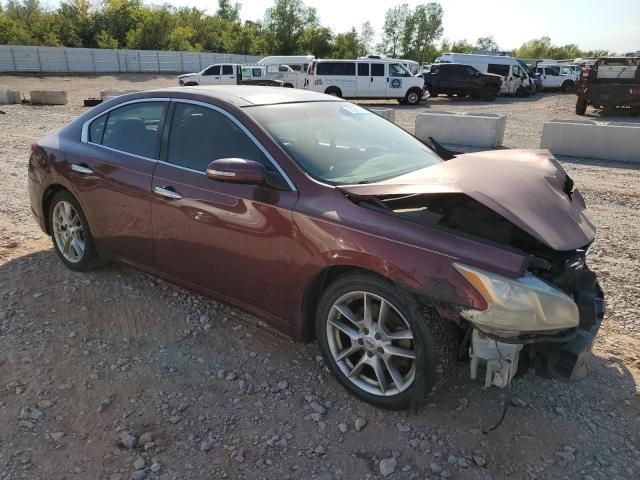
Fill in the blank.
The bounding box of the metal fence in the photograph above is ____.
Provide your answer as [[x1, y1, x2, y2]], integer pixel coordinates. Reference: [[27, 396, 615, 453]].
[[0, 46, 262, 74]]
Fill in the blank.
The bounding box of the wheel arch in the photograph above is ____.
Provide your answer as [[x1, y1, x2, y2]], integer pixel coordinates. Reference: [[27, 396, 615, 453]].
[[42, 183, 71, 235], [301, 265, 390, 343]]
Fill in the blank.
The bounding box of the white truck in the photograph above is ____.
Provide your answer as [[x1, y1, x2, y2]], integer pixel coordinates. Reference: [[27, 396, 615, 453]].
[[177, 64, 283, 87], [258, 55, 314, 89], [534, 64, 579, 92]]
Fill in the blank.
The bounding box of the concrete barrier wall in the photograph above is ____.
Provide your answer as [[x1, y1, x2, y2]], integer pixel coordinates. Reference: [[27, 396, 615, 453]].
[[0, 89, 21, 104], [540, 119, 640, 163], [29, 91, 68, 105], [415, 111, 506, 148], [367, 107, 396, 123], [0, 46, 261, 74]]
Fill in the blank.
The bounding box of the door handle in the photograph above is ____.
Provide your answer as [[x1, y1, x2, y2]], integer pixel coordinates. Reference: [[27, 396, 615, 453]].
[[214, 77, 220, 79], [154, 186, 182, 200], [371, 77, 373, 82], [229, 76, 235, 79], [71, 163, 93, 174]]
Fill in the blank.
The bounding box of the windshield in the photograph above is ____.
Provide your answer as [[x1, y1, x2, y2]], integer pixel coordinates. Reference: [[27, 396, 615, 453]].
[[245, 102, 442, 185]]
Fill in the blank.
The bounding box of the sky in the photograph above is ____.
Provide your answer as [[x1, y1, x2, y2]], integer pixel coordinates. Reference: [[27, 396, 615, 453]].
[[44, 0, 640, 53]]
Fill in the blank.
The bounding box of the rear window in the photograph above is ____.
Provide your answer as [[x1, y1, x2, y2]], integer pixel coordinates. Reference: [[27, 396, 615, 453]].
[[222, 65, 234, 75], [358, 63, 369, 76], [371, 63, 385, 76], [317, 62, 356, 76]]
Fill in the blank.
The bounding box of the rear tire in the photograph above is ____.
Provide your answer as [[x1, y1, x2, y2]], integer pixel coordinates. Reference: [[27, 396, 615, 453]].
[[576, 98, 588, 115], [184, 82, 198, 86], [325, 87, 342, 97], [481, 85, 498, 101], [315, 272, 456, 410], [516, 86, 529, 98], [283, 83, 294, 88], [48, 190, 99, 272], [562, 81, 575, 93]]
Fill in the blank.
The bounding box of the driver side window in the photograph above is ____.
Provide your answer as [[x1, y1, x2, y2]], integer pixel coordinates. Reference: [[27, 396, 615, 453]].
[[204, 65, 220, 76], [389, 63, 410, 77]]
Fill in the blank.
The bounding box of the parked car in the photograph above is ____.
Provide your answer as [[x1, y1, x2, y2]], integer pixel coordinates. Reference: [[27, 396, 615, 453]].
[[28, 86, 605, 410], [258, 55, 315, 89], [575, 57, 640, 115], [305, 59, 427, 104], [178, 64, 283, 87], [534, 64, 578, 92], [421, 63, 502, 100], [436, 53, 535, 97]]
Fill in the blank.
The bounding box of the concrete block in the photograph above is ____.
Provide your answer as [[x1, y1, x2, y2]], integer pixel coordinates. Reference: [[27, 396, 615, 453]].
[[415, 111, 506, 148], [367, 107, 396, 123], [29, 91, 68, 105], [100, 90, 140, 101], [0, 89, 21, 104], [540, 119, 640, 163]]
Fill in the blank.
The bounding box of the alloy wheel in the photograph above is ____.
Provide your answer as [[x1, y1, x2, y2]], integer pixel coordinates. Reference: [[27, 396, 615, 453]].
[[326, 291, 416, 396], [52, 201, 85, 263]]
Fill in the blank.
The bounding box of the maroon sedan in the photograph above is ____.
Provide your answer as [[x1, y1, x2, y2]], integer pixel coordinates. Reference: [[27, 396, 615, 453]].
[[28, 86, 604, 409]]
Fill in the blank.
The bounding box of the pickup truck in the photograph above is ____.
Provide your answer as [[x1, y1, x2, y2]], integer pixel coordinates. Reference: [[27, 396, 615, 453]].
[[534, 64, 579, 93], [421, 63, 502, 100], [178, 64, 283, 87], [575, 57, 640, 116]]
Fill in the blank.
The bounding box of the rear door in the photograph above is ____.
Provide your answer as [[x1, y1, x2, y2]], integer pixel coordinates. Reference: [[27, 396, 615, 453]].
[[356, 62, 370, 96], [150, 100, 299, 316], [370, 62, 386, 97], [67, 99, 168, 265], [220, 64, 237, 84]]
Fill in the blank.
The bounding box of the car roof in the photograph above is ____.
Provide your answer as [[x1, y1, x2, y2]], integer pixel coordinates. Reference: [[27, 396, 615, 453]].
[[144, 85, 343, 107]]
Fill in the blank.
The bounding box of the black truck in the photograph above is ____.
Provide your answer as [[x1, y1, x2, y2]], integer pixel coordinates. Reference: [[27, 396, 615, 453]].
[[575, 57, 640, 116], [421, 63, 503, 101]]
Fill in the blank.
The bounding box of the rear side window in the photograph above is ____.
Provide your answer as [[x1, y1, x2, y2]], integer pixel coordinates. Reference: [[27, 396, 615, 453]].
[[100, 102, 166, 158], [89, 114, 107, 143], [358, 63, 369, 76], [488, 64, 510, 77], [371, 63, 385, 76], [546, 66, 560, 76], [222, 65, 234, 75], [167, 103, 271, 172], [317, 62, 356, 76], [252, 68, 262, 77]]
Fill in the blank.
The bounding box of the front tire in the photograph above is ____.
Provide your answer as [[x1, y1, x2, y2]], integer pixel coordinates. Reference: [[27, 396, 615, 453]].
[[48, 190, 98, 272], [315, 273, 456, 410], [481, 85, 498, 101], [404, 88, 422, 105], [576, 98, 588, 115], [324, 87, 342, 97], [562, 80, 575, 93]]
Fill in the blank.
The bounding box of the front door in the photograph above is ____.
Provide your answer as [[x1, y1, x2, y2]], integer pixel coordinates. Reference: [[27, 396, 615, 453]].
[[151, 101, 299, 317], [370, 63, 387, 97], [67, 100, 167, 265], [201, 65, 221, 85]]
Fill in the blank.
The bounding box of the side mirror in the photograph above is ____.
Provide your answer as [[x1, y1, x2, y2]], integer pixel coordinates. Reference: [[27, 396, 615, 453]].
[[206, 158, 267, 184]]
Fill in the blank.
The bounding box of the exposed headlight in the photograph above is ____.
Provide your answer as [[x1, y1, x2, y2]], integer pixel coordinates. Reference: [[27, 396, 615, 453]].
[[454, 263, 579, 336]]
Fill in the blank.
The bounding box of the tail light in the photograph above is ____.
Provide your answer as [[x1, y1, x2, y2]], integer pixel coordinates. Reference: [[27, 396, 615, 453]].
[[308, 62, 315, 75], [630, 87, 640, 95], [30, 143, 39, 154], [580, 67, 591, 81]]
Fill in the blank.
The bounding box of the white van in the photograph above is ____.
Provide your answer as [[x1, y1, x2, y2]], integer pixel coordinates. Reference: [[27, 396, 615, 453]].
[[436, 53, 534, 96], [359, 55, 421, 75], [305, 59, 426, 104]]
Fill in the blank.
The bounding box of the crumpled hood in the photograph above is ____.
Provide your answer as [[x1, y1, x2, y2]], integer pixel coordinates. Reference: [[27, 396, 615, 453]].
[[178, 73, 198, 80], [339, 149, 596, 251]]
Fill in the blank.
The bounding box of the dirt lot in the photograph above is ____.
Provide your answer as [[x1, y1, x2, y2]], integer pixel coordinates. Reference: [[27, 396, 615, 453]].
[[1, 75, 639, 480]]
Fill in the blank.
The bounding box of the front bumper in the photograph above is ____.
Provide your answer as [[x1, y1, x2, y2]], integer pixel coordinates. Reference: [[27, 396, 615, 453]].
[[535, 281, 605, 381]]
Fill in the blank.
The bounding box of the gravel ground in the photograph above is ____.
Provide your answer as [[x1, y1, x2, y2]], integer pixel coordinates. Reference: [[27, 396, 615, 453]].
[[0, 75, 639, 480]]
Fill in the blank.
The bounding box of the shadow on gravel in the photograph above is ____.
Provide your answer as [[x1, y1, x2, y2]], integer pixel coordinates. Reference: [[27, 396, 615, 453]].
[[2, 248, 638, 479], [558, 156, 640, 171]]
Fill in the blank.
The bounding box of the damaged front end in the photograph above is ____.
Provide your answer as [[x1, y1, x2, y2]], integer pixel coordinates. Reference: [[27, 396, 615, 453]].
[[339, 149, 606, 388]]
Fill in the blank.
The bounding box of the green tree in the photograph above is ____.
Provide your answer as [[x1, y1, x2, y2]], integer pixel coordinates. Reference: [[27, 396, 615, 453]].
[[359, 20, 374, 56], [380, 3, 409, 57], [515, 36, 552, 58], [300, 25, 333, 57], [95, 29, 118, 49], [476, 35, 498, 51], [264, 0, 317, 55], [331, 27, 362, 59], [217, 0, 240, 23], [401, 3, 443, 62]]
